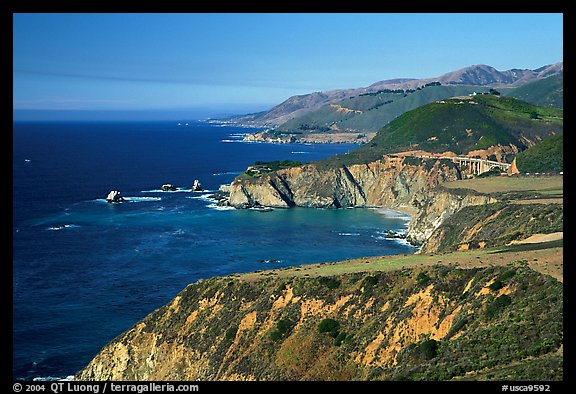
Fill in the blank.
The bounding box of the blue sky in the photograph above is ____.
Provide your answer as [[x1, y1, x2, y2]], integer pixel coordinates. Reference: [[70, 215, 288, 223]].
[[13, 13, 563, 120]]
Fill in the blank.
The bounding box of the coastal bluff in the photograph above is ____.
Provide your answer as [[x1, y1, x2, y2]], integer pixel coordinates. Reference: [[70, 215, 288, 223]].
[[227, 155, 495, 247], [75, 158, 563, 381], [228, 156, 460, 210], [75, 260, 563, 380]]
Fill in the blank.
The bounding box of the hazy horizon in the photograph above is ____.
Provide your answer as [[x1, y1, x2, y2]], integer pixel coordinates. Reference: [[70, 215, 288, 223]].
[[12, 105, 272, 122], [13, 13, 563, 121]]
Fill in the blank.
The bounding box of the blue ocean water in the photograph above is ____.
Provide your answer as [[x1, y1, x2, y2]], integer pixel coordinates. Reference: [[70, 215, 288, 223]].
[[12, 121, 416, 380]]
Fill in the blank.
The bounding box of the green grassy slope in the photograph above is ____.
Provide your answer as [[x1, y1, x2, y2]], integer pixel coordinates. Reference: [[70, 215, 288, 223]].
[[317, 95, 563, 169], [515, 134, 563, 173], [503, 73, 563, 109], [278, 85, 493, 133]]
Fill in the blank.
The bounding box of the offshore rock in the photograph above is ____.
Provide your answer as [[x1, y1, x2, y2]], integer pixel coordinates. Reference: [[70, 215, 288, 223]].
[[191, 180, 203, 191], [106, 190, 124, 203], [161, 184, 177, 191]]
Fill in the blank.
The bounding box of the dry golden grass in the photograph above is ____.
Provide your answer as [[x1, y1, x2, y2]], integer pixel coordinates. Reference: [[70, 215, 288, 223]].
[[442, 175, 563, 196], [234, 241, 563, 283]]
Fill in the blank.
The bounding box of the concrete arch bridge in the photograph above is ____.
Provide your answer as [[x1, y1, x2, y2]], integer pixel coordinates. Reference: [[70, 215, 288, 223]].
[[412, 154, 512, 176]]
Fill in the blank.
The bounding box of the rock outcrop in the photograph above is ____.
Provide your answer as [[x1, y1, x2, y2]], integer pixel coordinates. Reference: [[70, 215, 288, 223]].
[[161, 184, 177, 191], [106, 190, 124, 203], [191, 180, 202, 191], [406, 187, 497, 247], [229, 156, 461, 212]]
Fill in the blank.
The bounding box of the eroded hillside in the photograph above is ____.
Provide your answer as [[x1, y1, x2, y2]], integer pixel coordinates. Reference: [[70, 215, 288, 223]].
[[76, 258, 562, 381]]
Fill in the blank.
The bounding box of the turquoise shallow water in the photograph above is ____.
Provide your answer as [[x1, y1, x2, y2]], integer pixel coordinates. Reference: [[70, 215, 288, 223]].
[[12, 121, 416, 380]]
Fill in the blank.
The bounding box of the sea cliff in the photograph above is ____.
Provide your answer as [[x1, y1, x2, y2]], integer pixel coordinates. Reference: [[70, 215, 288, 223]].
[[74, 158, 563, 381], [76, 262, 563, 380], [229, 156, 460, 211], [227, 155, 499, 248]]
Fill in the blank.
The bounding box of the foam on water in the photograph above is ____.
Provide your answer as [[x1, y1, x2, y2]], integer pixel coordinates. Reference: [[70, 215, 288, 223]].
[[207, 203, 236, 211], [46, 224, 80, 231], [140, 187, 195, 193], [123, 196, 162, 202], [371, 207, 412, 221], [33, 375, 74, 381], [212, 171, 242, 176]]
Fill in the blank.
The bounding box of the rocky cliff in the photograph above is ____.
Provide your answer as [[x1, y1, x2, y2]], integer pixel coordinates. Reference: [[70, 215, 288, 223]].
[[76, 263, 563, 381], [418, 201, 563, 254], [227, 156, 500, 249], [406, 187, 497, 247], [229, 156, 461, 212]]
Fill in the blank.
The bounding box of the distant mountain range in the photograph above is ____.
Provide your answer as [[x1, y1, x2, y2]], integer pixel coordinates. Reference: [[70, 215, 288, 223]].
[[224, 62, 563, 133]]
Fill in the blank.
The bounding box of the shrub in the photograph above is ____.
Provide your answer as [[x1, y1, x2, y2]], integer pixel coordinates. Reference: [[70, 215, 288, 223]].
[[364, 275, 378, 288], [486, 294, 512, 319], [270, 318, 293, 341], [318, 318, 340, 338], [334, 331, 349, 346], [363, 275, 379, 295], [270, 330, 283, 341], [416, 271, 432, 286], [276, 318, 292, 335], [225, 325, 238, 341], [318, 276, 341, 289], [447, 317, 468, 339], [488, 280, 504, 291]]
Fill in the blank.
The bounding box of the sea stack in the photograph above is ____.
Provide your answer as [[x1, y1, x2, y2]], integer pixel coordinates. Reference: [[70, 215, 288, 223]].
[[161, 184, 177, 191], [191, 179, 203, 191], [106, 190, 124, 203]]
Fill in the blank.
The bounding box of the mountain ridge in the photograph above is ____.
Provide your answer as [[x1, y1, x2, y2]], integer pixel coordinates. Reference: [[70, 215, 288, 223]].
[[224, 62, 563, 128]]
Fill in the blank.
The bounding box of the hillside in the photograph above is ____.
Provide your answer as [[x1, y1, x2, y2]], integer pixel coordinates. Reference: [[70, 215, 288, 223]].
[[225, 62, 563, 132], [514, 134, 563, 173], [76, 245, 562, 381], [274, 85, 493, 136], [75, 167, 563, 381], [272, 72, 565, 139], [317, 95, 563, 169], [502, 73, 563, 109], [420, 202, 563, 254]]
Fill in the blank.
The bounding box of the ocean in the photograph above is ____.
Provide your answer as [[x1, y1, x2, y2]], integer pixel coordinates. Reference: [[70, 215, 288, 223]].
[[12, 120, 416, 380]]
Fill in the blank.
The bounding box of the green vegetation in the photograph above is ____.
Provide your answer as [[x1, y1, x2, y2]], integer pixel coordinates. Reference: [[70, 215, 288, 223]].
[[416, 339, 438, 360], [318, 318, 340, 337], [316, 95, 562, 169], [83, 247, 563, 381], [446, 317, 468, 339], [488, 279, 504, 291], [485, 294, 512, 319], [225, 325, 238, 341], [278, 85, 493, 135], [515, 134, 563, 173], [503, 73, 563, 109], [241, 160, 303, 178], [442, 175, 563, 197], [270, 318, 294, 341], [416, 271, 432, 286], [425, 202, 563, 253], [318, 276, 341, 289]]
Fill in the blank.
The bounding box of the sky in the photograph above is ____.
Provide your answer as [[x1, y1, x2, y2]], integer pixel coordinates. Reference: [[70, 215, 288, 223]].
[[12, 13, 563, 120]]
